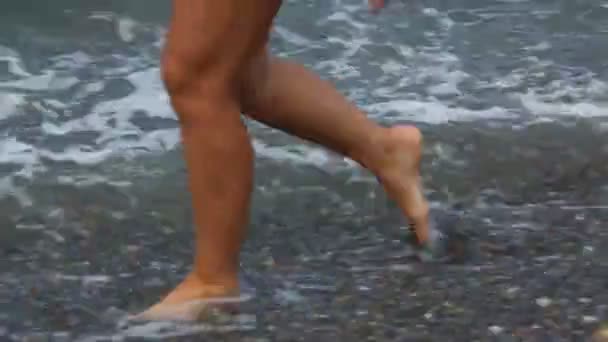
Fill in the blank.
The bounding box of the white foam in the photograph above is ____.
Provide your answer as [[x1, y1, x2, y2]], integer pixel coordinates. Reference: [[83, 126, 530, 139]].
[[40, 146, 114, 165], [0, 45, 30, 77], [426, 69, 469, 96], [0, 4, 606, 195], [90, 68, 172, 119], [252, 139, 343, 170], [422, 7, 455, 30], [53, 273, 113, 286], [1, 70, 78, 91], [367, 99, 516, 124], [520, 92, 608, 118], [56, 174, 131, 187], [325, 11, 369, 31], [51, 51, 94, 70], [116, 316, 255, 340], [316, 58, 361, 79], [0, 176, 32, 206], [273, 26, 320, 48], [0, 137, 37, 165], [518, 77, 608, 118], [88, 11, 142, 43], [0, 93, 24, 119]]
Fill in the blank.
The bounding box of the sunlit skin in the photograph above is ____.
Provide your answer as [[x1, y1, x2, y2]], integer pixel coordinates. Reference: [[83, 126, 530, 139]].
[[134, 0, 432, 321]]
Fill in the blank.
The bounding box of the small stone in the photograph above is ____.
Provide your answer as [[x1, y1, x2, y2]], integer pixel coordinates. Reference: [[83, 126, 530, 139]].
[[582, 316, 599, 324], [504, 286, 520, 299], [44, 230, 66, 243], [488, 325, 503, 335], [100, 307, 126, 324], [22, 333, 47, 342], [313, 313, 330, 320], [52, 332, 71, 342], [82, 275, 112, 286], [274, 289, 304, 304], [126, 245, 140, 253], [263, 256, 275, 267], [424, 312, 433, 320], [536, 297, 552, 308], [388, 264, 413, 272], [143, 277, 164, 287], [579, 297, 592, 304]]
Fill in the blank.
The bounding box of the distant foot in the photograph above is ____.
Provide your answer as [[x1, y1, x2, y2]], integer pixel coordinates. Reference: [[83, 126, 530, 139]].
[[367, 125, 431, 244], [131, 272, 241, 322]]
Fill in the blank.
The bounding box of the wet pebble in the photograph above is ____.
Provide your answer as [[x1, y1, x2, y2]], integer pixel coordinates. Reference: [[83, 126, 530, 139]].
[[488, 325, 504, 335], [126, 245, 140, 253], [143, 277, 164, 287], [388, 264, 414, 272], [52, 332, 71, 342], [579, 297, 592, 304], [582, 316, 599, 324], [101, 307, 127, 324], [355, 310, 368, 317], [312, 313, 331, 321], [82, 275, 112, 286], [22, 333, 48, 342], [43, 230, 65, 243], [504, 286, 520, 299], [536, 297, 552, 308], [297, 284, 336, 292], [274, 289, 305, 304]]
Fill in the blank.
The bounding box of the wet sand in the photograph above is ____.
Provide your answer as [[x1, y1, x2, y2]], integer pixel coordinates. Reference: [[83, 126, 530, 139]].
[[1, 119, 607, 341]]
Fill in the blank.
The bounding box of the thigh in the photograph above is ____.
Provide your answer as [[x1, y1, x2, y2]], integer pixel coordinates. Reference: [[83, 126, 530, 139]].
[[164, 0, 282, 82]]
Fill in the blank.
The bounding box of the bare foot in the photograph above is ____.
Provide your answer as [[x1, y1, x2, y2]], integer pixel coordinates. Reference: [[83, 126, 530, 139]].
[[367, 125, 430, 244], [131, 272, 242, 322]]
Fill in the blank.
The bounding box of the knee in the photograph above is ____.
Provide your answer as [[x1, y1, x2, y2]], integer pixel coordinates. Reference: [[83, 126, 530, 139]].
[[160, 50, 232, 125], [161, 51, 202, 99]]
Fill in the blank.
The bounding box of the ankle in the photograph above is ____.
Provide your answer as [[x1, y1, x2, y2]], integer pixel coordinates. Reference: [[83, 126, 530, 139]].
[[355, 125, 422, 175], [351, 125, 389, 172], [188, 271, 239, 295], [197, 272, 239, 290]]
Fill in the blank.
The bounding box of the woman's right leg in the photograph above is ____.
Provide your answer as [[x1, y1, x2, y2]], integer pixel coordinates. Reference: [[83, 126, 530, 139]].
[[136, 0, 282, 322]]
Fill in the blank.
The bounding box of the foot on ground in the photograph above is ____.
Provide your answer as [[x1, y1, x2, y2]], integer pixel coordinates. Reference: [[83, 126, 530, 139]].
[[130, 273, 246, 322]]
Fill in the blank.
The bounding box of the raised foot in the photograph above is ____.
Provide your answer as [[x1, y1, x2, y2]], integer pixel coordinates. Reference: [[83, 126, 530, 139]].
[[372, 125, 430, 244]]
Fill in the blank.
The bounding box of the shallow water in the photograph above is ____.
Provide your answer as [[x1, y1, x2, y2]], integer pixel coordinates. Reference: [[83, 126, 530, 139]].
[[1, 0, 607, 340]]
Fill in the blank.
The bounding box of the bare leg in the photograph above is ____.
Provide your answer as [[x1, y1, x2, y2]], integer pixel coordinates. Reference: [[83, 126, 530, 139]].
[[135, 0, 430, 322], [242, 54, 430, 243], [135, 0, 281, 321]]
